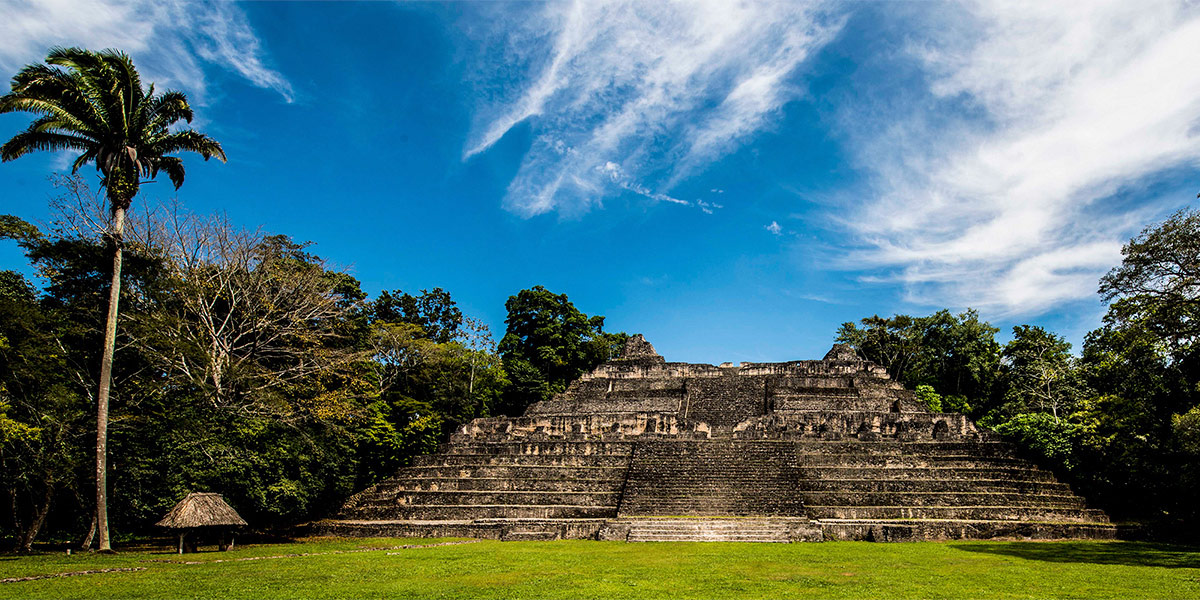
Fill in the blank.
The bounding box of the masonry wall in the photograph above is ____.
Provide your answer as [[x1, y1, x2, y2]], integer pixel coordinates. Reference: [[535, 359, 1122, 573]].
[[682, 375, 768, 428]]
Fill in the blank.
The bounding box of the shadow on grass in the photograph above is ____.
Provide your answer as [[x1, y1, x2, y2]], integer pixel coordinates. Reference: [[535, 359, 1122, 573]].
[[950, 542, 1200, 569]]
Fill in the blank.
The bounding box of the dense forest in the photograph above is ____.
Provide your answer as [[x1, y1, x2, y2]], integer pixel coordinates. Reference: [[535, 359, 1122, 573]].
[[837, 209, 1200, 536], [0, 178, 626, 550]]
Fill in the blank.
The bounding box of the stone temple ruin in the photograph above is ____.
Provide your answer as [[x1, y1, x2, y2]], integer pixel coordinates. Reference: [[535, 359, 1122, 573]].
[[320, 335, 1114, 542]]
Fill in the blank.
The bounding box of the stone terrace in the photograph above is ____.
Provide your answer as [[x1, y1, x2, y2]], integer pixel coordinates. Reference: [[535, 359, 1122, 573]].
[[319, 336, 1114, 542]]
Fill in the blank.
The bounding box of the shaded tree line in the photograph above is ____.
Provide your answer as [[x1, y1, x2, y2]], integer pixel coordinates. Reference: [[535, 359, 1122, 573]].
[[0, 181, 623, 551], [837, 207, 1200, 534]]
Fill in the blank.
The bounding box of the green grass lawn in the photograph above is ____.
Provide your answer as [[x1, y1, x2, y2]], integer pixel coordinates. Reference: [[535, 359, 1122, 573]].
[[2, 537, 1198, 599]]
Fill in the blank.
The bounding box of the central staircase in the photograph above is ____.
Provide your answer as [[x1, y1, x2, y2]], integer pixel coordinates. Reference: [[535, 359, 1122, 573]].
[[603, 518, 820, 542]]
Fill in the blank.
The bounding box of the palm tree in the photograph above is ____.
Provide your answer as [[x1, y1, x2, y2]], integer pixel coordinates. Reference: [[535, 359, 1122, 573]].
[[0, 47, 226, 552]]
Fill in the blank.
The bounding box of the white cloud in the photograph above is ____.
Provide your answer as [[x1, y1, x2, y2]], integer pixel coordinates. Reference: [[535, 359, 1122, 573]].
[[599, 160, 718, 213], [765, 221, 782, 236], [0, 0, 292, 104], [464, 0, 842, 217], [841, 0, 1200, 316]]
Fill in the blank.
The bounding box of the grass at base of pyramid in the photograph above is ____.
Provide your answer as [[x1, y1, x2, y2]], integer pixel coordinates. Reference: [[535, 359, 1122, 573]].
[[2, 537, 1198, 599]]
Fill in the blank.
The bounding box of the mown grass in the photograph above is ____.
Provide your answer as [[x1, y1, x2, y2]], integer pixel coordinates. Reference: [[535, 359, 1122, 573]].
[[2, 537, 1198, 599]]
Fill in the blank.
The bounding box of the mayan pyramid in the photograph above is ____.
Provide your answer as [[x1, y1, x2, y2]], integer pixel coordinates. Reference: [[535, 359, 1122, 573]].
[[320, 335, 1114, 542]]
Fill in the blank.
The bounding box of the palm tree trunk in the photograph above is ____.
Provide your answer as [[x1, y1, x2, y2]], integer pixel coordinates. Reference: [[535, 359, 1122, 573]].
[[94, 205, 125, 553]]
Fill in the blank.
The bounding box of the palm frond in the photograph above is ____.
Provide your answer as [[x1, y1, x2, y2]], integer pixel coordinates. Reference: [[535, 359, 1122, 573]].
[[28, 114, 93, 136], [1, 128, 93, 161], [47, 48, 119, 135], [143, 91, 194, 131], [152, 156, 186, 189], [149, 130, 227, 162], [3, 69, 108, 133], [70, 147, 99, 174], [9, 63, 65, 90], [100, 49, 143, 117], [0, 97, 94, 134]]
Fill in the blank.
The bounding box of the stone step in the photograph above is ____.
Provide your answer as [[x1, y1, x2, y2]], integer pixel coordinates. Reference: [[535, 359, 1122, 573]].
[[793, 478, 1073, 494], [817, 519, 1119, 541], [606, 451, 1032, 468], [350, 492, 619, 511], [314, 518, 609, 541], [794, 466, 1057, 482], [603, 389, 686, 399], [610, 518, 819, 543], [793, 455, 1032, 467], [414, 454, 632, 467], [628, 533, 791, 543], [776, 441, 1019, 456], [628, 527, 796, 535], [771, 377, 856, 389], [388, 504, 618, 520], [389, 465, 627, 480], [380, 477, 623, 493], [795, 491, 1086, 508], [619, 528, 806, 537], [617, 467, 1046, 483], [623, 490, 1084, 508], [776, 400, 895, 413], [525, 398, 682, 414], [805, 505, 1110, 523], [387, 490, 621, 507], [773, 388, 861, 398], [617, 519, 804, 529], [500, 531, 560, 541], [620, 507, 806, 517], [553, 439, 1019, 456], [440, 442, 635, 456]]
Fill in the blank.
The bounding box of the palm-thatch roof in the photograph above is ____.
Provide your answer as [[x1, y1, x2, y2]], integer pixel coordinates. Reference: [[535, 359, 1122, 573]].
[[156, 493, 247, 529]]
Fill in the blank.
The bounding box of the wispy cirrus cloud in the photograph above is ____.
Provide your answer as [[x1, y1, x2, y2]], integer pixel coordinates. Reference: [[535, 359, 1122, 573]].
[[464, 0, 843, 217], [0, 0, 292, 103], [841, 0, 1200, 316]]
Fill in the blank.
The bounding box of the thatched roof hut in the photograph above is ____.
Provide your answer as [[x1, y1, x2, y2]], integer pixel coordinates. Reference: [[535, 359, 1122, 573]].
[[158, 493, 246, 553], [157, 493, 247, 529]]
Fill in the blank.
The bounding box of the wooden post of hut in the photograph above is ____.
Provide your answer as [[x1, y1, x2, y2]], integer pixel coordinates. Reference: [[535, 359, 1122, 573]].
[[156, 492, 247, 553]]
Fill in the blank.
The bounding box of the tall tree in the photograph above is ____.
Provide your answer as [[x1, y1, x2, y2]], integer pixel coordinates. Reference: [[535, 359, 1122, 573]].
[[372, 288, 463, 343], [0, 269, 90, 552], [1000, 325, 1083, 421], [836, 309, 1000, 413], [497, 286, 625, 415], [1099, 206, 1200, 348], [0, 47, 225, 551]]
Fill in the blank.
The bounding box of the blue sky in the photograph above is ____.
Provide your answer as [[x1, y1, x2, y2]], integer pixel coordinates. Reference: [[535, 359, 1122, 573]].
[[1, 0, 1198, 363]]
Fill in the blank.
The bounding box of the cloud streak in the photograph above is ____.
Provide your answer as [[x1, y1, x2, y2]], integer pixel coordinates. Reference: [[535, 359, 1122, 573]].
[[0, 0, 292, 103], [465, 0, 842, 217], [841, 0, 1200, 316]]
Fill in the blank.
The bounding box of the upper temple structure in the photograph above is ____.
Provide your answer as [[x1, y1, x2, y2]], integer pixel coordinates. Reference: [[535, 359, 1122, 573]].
[[320, 335, 1114, 542]]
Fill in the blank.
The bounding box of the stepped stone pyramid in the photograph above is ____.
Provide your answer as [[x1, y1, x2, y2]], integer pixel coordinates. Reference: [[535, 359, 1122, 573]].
[[320, 335, 1114, 542]]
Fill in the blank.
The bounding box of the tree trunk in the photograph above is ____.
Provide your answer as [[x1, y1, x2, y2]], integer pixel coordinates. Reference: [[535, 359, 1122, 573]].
[[95, 204, 126, 553], [7, 484, 21, 551], [17, 482, 53, 553], [79, 510, 97, 551], [468, 354, 477, 397]]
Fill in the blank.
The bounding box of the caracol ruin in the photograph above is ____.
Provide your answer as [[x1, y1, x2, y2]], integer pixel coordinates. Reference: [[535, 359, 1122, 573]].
[[320, 335, 1114, 542]]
